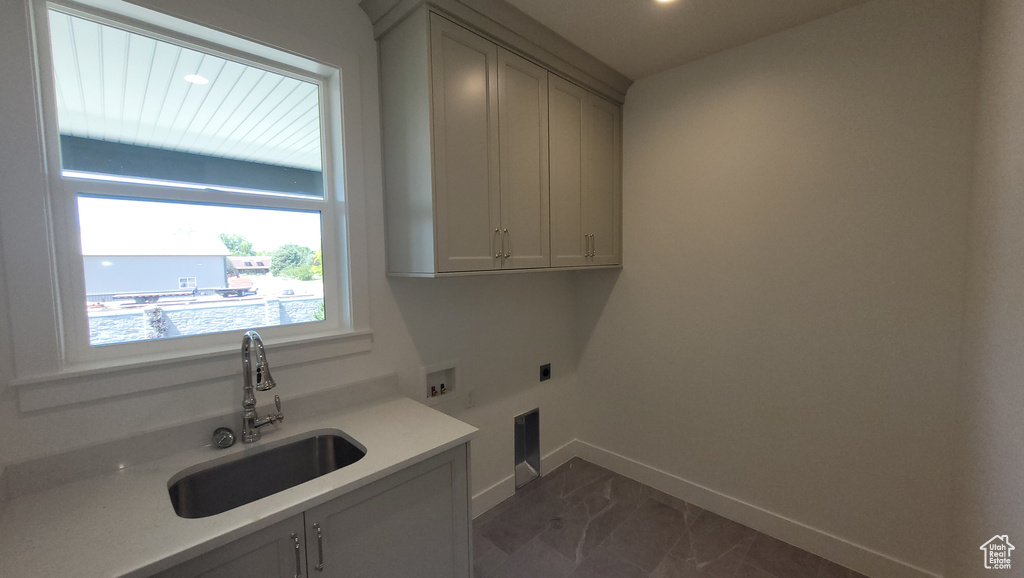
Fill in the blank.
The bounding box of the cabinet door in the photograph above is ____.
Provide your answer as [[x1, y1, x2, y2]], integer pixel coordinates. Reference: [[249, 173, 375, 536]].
[[429, 14, 501, 273], [584, 94, 622, 266], [548, 74, 589, 267], [497, 48, 549, 269], [152, 515, 305, 578], [304, 446, 470, 578]]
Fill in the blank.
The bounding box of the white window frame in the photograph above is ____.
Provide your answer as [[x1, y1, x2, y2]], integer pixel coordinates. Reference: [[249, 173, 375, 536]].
[[178, 277, 197, 290], [5, 0, 373, 408]]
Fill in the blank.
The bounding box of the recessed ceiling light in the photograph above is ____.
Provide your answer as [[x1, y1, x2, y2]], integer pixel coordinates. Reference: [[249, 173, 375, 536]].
[[184, 74, 208, 85], [655, 0, 676, 3]]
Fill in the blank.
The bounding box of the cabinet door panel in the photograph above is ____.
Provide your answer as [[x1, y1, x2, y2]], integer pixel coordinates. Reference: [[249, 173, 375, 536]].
[[585, 95, 622, 265], [429, 14, 501, 272], [152, 515, 305, 578], [548, 75, 588, 267], [305, 453, 466, 578], [498, 49, 549, 269]]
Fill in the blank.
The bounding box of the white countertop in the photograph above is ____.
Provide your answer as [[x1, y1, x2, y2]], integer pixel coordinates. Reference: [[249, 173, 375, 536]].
[[0, 394, 477, 577]]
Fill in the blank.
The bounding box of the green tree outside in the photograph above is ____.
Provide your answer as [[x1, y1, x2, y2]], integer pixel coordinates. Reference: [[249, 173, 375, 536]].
[[311, 249, 323, 278], [218, 233, 253, 256], [271, 244, 315, 277]]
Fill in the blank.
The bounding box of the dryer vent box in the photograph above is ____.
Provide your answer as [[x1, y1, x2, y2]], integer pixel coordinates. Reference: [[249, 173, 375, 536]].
[[514, 408, 540, 489]]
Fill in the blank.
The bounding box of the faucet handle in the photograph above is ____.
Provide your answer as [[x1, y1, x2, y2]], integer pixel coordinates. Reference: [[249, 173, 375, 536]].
[[271, 394, 284, 424]]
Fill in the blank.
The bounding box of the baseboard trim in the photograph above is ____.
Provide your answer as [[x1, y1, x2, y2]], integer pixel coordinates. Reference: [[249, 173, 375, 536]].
[[470, 439, 939, 577], [471, 439, 579, 518], [540, 439, 579, 477], [471, 474, 515, 519], [574, 440, 941, 578]]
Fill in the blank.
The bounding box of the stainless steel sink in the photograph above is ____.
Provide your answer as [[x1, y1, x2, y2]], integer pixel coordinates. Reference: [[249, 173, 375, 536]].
[[169, 433, 366, 518]]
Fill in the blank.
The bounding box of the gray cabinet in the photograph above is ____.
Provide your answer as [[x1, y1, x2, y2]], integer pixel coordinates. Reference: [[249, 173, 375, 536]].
[[379, 8, 620, 276], [548, 75, 588, 268], [381, 10, 512, 275], [497, 48, 550, 270], [549, 74, 622, 268], [584, 95, 622, 266], [155, 445, 470, 578], [155, 515, 306, 578], [427, 13, 500, 273], [305, 447, 468, 577]]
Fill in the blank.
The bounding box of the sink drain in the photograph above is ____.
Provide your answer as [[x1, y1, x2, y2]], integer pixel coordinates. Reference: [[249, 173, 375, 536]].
[[549, 517, 565, 530]]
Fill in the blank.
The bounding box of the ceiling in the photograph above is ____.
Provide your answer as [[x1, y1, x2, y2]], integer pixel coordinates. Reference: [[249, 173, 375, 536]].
[[48, 10, 323, 172], [504, 0, 871, 80]]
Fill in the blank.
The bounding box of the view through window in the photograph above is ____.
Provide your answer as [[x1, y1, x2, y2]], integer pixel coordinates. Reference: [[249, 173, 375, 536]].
[[78, 197, 325, 346]]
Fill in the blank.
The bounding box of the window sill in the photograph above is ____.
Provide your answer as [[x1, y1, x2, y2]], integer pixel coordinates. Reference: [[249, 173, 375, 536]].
[[12, 329, 373, 412]]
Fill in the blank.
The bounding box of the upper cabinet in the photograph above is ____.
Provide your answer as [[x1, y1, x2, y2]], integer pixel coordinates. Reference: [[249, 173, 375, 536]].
[[583, 94, 623, 265], [427, 14, 501, 273], [497, 49, 550, 270], [549, 76, 622, 268], [379, 8, 621, 276]]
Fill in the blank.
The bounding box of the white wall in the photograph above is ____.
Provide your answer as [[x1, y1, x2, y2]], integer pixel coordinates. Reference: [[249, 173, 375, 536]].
[[0, 0, 579, 506], [574, 0, 979, 574], [947, 1, 1024, 576]]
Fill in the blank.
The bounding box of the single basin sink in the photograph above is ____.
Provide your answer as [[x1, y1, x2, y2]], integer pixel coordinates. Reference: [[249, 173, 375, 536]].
[[169, 433, 366, 519]]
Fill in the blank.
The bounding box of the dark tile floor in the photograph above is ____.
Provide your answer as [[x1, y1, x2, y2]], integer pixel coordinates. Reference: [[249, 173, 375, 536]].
[[473, 458, 868, 578]]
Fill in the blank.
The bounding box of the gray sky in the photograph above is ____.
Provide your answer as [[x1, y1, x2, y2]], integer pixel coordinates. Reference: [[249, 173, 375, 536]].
[[77, 196, 323, 255]]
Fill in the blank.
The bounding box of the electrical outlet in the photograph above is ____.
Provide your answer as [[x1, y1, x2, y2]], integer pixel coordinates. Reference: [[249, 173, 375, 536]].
[[540, 363, 551, 382]]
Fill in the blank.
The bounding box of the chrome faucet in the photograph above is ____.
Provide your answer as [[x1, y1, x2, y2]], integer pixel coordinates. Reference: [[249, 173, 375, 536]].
[[241, 330, 283, 443]]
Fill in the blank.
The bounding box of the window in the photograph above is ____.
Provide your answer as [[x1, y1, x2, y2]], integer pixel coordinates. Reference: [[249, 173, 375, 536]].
[[0, 0, 371, 408], [30, 2, 354, 364]]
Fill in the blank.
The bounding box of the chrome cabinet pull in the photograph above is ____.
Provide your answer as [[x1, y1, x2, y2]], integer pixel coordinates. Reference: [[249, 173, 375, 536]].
[[493, 228, 501, 259], [590, 234, 596, 257], [291, 533, 302, 578], [314, 523, 324, 571], [503, 229, 510, 259]]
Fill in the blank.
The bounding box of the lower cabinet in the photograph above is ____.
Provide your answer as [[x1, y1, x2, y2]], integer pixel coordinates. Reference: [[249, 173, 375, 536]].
[[155, 445, 470, 578], [155, 515, 308, 578]]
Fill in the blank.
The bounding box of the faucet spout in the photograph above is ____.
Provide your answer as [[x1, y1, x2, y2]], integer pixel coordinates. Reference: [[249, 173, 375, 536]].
[[241, 330, 283, 443]]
